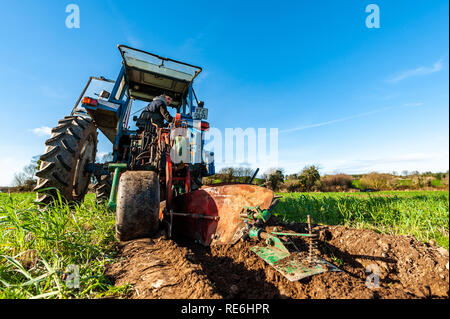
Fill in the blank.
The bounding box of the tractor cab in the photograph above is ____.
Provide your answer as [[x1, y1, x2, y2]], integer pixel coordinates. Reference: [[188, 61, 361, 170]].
[[73, 45, 208, 143], [72, 44, 213, 180]]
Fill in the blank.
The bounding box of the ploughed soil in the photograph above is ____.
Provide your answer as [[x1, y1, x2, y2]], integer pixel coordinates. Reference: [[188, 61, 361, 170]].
[[105, 217, 449, 299]]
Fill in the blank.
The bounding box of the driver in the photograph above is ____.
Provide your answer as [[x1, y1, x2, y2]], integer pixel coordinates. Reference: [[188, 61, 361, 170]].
[[141, 93, 174, 128]]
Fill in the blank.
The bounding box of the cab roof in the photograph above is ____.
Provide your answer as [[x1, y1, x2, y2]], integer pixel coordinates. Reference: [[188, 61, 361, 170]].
[[118, 45, 202, 106]]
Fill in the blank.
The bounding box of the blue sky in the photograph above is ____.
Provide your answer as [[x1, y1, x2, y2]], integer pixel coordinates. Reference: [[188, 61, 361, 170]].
[[0, 0, 448, 185]]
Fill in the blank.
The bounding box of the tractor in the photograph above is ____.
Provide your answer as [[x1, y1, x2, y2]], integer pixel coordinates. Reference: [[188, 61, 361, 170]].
[[35, 45, 340, 281], [34, 44, 217, 240]]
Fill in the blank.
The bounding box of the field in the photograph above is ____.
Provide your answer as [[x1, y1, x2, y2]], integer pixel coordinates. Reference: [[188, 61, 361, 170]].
[[0, 190, 448, 299], [273, 191, 449, 249]]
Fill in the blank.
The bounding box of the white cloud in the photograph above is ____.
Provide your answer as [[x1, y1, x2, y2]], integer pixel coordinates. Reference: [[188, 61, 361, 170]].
[[403, 102, 423, 107], [97, 152, 109, 158], [280, 107, 392, 134], [30, 126, 52, 137], [387, 59, 443, 83], [96, 151, 113, 162]]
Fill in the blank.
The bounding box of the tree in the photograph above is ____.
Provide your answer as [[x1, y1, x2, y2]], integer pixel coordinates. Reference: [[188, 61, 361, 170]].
[[242, 167, 254, 178], [297, 165, 321, 192], [284, 179, 301, 192], [13, 156, 39, 190], [320, 174, 353, 192], [216, 166, 256, 183], [285, 174, 298, 180], [219, 167, 236, 183], [359, 173, 393, 190], [443, 171, 449, 187], [264, 168, 284, 191]]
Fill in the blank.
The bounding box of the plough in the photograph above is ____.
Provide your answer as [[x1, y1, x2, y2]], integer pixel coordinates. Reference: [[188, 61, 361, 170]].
[[168, 184, 340, 281]]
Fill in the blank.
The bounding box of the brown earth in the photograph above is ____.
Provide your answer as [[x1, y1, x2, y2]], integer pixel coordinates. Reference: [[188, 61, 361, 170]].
[[105, 218, 449, 299]]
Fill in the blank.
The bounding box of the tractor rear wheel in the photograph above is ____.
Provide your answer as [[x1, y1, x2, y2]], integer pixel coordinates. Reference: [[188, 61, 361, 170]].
[[115, 171, 160, 241], [34, 116, 97, 204]]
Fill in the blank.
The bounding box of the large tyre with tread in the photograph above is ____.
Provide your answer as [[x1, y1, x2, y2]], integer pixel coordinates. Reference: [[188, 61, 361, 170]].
[[34, 116, 97, 203], [94, 174, 112, 202], [115, 171, 160, 241]]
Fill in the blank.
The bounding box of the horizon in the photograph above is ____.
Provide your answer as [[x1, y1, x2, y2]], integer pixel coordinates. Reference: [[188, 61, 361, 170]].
[[2, 160, 448, 188]]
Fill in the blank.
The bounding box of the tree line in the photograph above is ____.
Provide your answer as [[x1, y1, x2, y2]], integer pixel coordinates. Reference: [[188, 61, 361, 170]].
[[4, 158, 449, 193], [204, 166, 450, 192]]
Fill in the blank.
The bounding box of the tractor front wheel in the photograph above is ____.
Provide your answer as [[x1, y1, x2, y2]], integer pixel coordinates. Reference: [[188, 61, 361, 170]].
[[115, 171, 160, 241]]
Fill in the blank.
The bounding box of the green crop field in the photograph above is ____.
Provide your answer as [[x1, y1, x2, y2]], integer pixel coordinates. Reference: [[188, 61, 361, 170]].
[[0, 192, 130, 299], [0, 190, 448, 298], [273, 190, 449, 250]]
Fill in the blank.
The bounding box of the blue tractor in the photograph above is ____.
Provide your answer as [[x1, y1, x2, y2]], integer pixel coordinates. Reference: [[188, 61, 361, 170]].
[[35, 45, 215, 240]]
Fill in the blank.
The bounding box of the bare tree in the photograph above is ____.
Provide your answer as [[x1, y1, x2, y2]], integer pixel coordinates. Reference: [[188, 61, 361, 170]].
[[13, 156, 39, 190], [219, 167, 236, 183]]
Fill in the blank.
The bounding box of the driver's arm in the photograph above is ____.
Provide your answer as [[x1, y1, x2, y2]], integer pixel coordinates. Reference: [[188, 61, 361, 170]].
[[160, 103, 173, 123]]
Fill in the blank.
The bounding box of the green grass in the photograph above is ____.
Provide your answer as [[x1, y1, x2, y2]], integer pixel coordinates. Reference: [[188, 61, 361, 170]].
[[397, 179, 414, 186], [273, 190, 449, 249], [431, 179, 443, 187], [0, 192, 130, 299], [351, 179, 362, 189]]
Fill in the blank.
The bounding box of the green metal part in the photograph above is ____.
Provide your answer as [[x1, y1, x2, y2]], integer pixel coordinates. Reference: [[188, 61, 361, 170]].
[[248, 227, 262, 239], [250, 227, 341, 281], [252, 245, 290, 265], [263, 234, 290, 254], [255, 207, 271, 222], [242, 205, 271, 223], [107, 163, 127, 210], [252, 246, 340, 281], [251, 245, 340, 281], [270, 231, 316, 237], [248, 227, 289, 253], [243, 201, 342, 281]]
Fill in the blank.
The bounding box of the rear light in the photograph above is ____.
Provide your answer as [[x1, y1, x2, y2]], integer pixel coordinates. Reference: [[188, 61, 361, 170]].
[[82, 97, 98, 106], [200, 121, 209, 131]]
